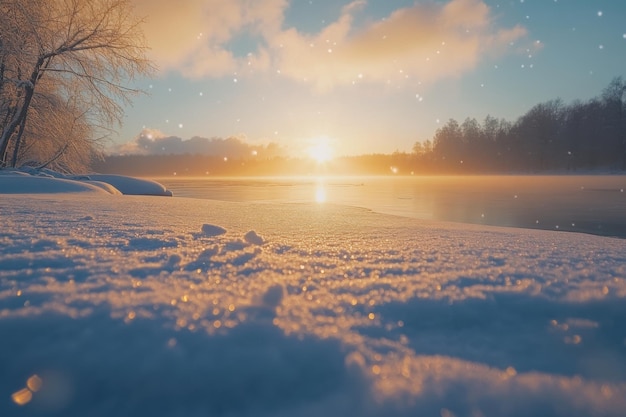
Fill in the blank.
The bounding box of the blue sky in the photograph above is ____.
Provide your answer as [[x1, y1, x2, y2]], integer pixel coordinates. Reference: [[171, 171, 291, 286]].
[[117, 0, 626, 157]]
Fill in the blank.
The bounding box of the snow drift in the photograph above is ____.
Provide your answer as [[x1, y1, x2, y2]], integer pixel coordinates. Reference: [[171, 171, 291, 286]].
[[0, 168, 172, 196]]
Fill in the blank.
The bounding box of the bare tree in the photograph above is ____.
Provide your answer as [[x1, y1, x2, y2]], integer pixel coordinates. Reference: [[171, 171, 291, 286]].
[[0, 0, 153, 171], [13, 78, 98, 172]]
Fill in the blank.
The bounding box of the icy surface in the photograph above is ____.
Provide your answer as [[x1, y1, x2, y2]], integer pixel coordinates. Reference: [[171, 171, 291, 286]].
[[1, 193, 626, 416]]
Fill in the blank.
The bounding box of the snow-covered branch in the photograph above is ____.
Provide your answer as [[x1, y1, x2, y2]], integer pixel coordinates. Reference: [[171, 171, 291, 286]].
[[0, 0, 154, 172]]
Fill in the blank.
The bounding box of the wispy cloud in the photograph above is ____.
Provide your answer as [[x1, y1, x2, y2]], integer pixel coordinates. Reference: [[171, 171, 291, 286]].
[[114, 129, 284, 158], [134, 0, 285, 77], [136, 0, 529, 89]]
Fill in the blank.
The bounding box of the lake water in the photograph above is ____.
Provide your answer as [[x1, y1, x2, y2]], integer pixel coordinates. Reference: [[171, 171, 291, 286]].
[[155, 176, 626, 238]]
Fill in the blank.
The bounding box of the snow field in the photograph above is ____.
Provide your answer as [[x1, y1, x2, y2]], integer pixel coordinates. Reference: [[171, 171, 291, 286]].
[[1, 193, 625, 416]]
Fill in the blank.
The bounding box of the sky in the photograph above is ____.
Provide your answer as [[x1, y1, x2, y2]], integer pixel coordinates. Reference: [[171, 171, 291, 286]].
[[115, 0, 626, 158]]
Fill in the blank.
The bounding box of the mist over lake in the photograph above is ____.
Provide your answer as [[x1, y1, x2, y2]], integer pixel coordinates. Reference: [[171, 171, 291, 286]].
[[156, 175, 626, 239]]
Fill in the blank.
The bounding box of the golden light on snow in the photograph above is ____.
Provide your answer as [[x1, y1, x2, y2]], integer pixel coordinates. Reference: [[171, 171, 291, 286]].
[[3, 178, 626, 415]]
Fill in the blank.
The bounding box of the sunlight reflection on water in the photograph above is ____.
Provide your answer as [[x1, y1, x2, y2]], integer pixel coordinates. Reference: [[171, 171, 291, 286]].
[[315, 180, 327, 203], [155, 176, 626, 238]]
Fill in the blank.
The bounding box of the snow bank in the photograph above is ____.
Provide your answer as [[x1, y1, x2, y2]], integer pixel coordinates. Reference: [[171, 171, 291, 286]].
[[0, 168, 171, 196], [0, 174, 114, 194], [87, 174, 172, 196], [1, 194, 625, 416]]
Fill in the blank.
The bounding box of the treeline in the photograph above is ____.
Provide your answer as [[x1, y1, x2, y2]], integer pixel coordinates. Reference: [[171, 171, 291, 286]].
[[93, 154, 311, 177], [96, 77, 626, 176], [417, 77, 626, 173], [92, 153, 416, 176]]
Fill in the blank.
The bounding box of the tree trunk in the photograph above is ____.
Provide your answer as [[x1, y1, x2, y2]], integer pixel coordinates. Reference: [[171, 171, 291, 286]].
[[10, 105, 30, 167], [0, 59, 42, 166]]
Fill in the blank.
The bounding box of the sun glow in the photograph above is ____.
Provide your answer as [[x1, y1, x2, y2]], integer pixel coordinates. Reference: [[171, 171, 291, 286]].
[[307, 137, 335, 163]]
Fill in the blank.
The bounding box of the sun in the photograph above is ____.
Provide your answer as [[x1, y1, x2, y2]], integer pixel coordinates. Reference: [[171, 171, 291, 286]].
[[307, 136, 335, 163]]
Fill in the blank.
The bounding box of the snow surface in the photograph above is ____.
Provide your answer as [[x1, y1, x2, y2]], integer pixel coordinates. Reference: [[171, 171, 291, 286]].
[[1, 174, 626, 416]]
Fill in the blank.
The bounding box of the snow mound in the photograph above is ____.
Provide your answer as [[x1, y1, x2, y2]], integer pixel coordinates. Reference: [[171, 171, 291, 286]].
[[0, 168, 172, 196], [83, 180, 123, 195], [261, 284, 284, 308], [0, 174, 113, 194], [87, 174, 172, 196], [244, 230, 265, 245], [201, 224, 228, 236]]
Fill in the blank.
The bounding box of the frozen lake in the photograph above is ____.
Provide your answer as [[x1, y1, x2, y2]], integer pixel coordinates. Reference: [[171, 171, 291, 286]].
[[156, 175, 626, 238]]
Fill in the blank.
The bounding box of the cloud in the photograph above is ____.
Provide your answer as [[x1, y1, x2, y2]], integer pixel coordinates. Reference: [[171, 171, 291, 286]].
[[114, 129, 284, 158], [136, 0, 528, 89], [133, 0, 285, 77], [273, 0, 527, 91]]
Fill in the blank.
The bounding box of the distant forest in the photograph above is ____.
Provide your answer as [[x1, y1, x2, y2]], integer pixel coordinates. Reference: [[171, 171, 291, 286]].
[[95, 77, 626, 176]]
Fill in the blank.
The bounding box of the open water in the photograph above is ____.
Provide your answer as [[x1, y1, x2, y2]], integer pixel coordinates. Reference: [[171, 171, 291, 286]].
[[155, 175, 626, 238]]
